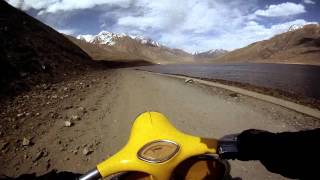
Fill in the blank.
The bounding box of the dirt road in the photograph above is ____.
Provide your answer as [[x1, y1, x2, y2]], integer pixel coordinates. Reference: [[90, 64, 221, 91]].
[[1, 69, 319, 179]]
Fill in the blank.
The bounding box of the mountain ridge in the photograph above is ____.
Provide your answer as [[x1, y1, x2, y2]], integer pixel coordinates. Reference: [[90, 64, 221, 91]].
[[71, 31, 233, 64], [77, 31, 161, 47], [194, 49, 228, 59], [68, 31, 196, 64], [213, 24, 320, 65]]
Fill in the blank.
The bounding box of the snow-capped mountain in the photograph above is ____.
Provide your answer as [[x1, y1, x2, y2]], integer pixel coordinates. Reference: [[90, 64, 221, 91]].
[[77, 31, 161, 47], [288, 24, 305, 32], [69, 31, 194, 64], [131, 35, 161, 47], [213, 24, 320, 64], [194, 49, 228, 59]]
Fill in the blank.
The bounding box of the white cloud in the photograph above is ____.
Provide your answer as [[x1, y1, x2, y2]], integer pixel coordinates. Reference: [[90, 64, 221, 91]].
[[7, 0, 317, 53], [110, 0, 315, 52], [6, 0, 20, 8], [303, 0, 316, 4], [8, 0, 57, 11], [116, 1, 249, 38], [7, 0, 130, 14], [76, 34, 94, 42], [254, 2, 306, 17], [56, 28, 76, 35], [158, 19, 317, 52], [118, 0, 189, 32]]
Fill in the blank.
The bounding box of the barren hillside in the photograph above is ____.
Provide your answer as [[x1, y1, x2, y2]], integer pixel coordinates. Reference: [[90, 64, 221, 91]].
[[213, 24, 320, 65], [0, 1, 99, 96]]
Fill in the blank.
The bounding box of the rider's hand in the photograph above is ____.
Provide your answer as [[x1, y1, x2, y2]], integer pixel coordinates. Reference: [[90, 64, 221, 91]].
[[235, 128, 320, 179], [236, 129, 274, 161]]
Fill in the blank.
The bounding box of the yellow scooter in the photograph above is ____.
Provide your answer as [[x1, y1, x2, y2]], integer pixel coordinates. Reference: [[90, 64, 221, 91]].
[[79, 112, 237, 180]]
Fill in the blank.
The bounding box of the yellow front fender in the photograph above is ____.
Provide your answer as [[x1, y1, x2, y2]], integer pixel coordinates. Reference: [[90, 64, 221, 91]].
[[97, 112, 217, 180]]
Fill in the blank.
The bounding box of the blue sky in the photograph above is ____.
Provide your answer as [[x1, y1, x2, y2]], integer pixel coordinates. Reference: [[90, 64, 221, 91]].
[[7, 0, 320, 53]]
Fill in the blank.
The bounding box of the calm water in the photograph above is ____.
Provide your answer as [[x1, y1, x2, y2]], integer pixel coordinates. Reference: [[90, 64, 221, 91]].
[[137, 63, 320, 100]]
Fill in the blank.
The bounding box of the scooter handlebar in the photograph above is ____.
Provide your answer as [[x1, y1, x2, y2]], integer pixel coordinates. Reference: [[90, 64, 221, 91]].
[[78, 169, 101, 180], [217, 133, 239, 160]]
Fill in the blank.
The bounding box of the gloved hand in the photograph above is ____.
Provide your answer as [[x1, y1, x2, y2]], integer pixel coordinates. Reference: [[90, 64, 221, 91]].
[[236, 129, 274, 161], [233, 128, 320, 179]]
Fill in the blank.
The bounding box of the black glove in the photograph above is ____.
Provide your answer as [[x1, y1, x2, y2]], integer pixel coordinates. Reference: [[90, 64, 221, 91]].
[[235, 128, 320, 179]]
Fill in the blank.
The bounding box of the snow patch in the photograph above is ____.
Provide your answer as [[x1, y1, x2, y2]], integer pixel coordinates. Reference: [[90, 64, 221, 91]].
[[77, 31, 162, 47], [288, 24, 304, 31], [77, 34, 94, 43], [131, 35, 161, 47], [207, 49, 226, 54]]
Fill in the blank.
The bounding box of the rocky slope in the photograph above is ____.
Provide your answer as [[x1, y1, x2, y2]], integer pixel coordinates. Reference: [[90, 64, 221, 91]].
[[68, 32, 195, 64], [0, 1, 98, 96], [213, 24, 320, 65]]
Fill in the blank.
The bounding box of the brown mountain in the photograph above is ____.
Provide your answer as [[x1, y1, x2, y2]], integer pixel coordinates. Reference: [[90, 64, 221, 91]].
[[213, 24, 320, 65], [67, 32, 195, 64], [0, 1, 96, 95]]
